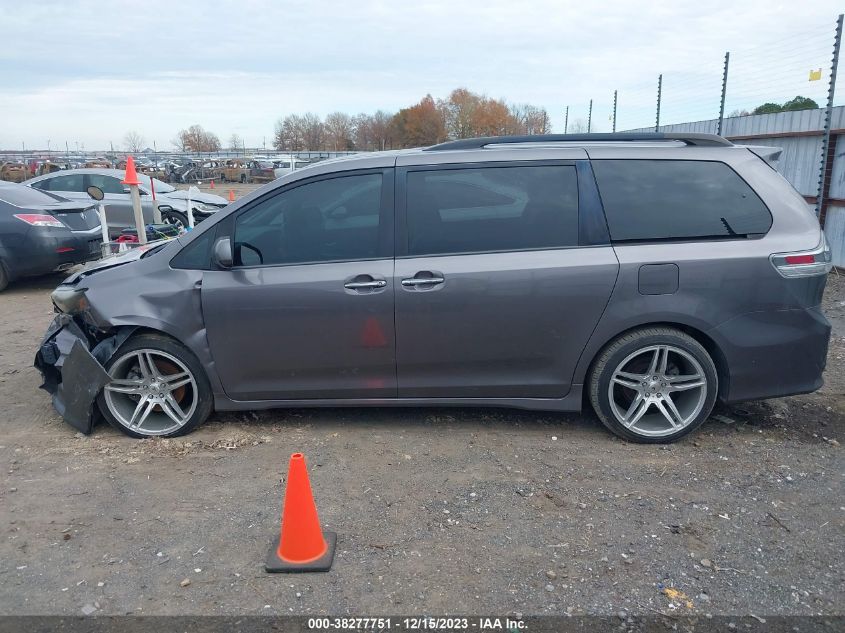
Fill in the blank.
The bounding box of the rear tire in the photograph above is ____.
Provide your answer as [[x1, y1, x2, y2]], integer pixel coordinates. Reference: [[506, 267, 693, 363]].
[[97, 333, 212, 438], [588, 327, 718, 443]]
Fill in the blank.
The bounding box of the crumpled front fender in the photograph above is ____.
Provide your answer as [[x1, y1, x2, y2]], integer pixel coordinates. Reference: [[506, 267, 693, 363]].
[[34, 315, 135, 434]]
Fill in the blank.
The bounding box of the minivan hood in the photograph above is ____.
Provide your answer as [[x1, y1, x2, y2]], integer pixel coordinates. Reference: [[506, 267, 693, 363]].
[[62, 241, 168, 284]]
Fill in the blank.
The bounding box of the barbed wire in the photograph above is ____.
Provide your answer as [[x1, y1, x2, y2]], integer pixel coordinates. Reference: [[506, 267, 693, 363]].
[[574, 18, 840, 132]]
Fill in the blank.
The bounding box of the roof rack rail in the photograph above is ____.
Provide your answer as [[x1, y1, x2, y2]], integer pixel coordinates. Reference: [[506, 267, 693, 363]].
[[424, 132, 733, 151]]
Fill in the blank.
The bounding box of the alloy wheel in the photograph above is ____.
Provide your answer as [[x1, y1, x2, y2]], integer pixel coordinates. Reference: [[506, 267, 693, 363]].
[[103, 349, 198, 436], [607, 344, 707, 438], [163, 213, 186, 231]]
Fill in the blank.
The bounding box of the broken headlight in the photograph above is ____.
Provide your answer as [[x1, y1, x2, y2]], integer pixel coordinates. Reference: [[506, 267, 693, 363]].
[[51, 286, 89, 314]]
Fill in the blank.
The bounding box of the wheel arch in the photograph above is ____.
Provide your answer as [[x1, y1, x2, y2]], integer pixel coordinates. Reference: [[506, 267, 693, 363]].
[[95, 321, 222, 393], [581, 321, 730, 403]]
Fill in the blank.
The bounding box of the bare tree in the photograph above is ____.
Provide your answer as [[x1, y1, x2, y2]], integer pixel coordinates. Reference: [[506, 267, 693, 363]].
[[353, 113, 373, 150], [567, 118, 588, 133], [228, 133, 243, 152], [173, 125, 221, 153], [324, 112, 353, 150], [369, 110, 394, 150], [274, 114, 306, 151], [124, 130, 145, 153], [510, 104, 552, 134], [301, 113, 325, 150]]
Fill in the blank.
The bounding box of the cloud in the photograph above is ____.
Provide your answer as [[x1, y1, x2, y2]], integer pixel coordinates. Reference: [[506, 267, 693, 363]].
[[0, 0, 841, 148]]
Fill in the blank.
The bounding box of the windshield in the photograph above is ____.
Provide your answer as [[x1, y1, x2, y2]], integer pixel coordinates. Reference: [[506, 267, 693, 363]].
[[138, 174, 176, 194], [0, 184, 66, 207]]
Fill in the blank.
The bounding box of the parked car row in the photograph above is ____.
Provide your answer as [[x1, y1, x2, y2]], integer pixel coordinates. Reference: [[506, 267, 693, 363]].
[[0, 167, 231, 291], [26, 169, 229, 236]]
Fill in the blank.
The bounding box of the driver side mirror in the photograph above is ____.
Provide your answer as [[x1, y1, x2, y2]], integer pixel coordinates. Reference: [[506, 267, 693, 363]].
[[212, 237, 233, 269], [86, 185, 104, 201]]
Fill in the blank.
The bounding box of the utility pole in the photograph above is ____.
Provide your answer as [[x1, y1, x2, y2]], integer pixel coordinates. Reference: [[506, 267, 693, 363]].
[[612, 90, 618, 133], [816, 13, 843, 220], [717, 52, 730, 136], [564, 106, 569, 134], [655, 74, 663, 132], [587, 99, 593, 133]]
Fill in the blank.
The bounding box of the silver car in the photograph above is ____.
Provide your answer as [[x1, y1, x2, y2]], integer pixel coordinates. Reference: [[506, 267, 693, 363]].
[[35, 133, 832, 443], [25, 168, 228, 236]]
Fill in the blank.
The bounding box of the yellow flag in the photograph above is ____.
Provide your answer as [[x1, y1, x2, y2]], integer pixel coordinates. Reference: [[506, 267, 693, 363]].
[[809, 68, 822, 81]]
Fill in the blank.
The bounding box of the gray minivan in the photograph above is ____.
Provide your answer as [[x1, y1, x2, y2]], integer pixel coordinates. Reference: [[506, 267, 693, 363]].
[[36, 133, 832, 443]]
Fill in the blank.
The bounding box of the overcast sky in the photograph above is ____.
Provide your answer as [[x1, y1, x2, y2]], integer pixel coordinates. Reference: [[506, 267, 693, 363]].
[[1, 0, 842, 151]]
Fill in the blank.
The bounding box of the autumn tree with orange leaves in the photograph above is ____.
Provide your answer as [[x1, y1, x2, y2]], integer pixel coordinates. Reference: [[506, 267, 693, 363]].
[[390, 95, 448, 148], [271, 87, 551, 151]]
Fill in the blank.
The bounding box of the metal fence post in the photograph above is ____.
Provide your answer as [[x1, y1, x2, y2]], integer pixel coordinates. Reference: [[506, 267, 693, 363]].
[[587, 99, 593, 133], [564, 106, 569, 134], [612, 90, 618, 133], [655, 74, 663, 132], [717, 52, 730, 136], [816, 14, 843, 219]]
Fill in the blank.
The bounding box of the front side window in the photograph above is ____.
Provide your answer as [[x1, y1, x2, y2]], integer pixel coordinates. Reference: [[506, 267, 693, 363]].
[[87, 174, 126, 194], [234, 173, 383, 266], [406, 165, 579, 256], [592, 160, 772, 241]]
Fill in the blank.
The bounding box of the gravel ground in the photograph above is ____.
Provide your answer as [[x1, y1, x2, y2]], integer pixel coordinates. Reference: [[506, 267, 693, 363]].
[[0, 238, 842, 618]]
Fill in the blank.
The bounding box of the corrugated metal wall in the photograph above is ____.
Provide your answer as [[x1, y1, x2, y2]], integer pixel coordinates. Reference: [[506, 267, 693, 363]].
[[627, 107, 845, 267], [825, 141, 845, 265]]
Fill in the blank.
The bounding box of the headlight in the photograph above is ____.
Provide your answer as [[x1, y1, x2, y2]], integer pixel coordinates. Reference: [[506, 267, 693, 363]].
[[51, 286, 89, 314], [194, 203, 217, 213]]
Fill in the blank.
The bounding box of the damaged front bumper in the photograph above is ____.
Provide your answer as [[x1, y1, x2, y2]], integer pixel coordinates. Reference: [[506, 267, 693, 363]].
[[34, 314, 134, 434]]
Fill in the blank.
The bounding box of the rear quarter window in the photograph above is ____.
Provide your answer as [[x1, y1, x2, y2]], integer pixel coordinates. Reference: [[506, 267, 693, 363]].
[[592, 159, 772, 241]]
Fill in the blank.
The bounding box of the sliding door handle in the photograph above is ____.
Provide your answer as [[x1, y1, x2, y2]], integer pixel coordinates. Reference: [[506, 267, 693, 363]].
[[344, 279, 387, 289], [401, 276, 444, 287]]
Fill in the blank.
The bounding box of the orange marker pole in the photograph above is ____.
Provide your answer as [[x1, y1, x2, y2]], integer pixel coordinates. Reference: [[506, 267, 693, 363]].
[[121, 156, 146, 245], [149, 173, 162, 224]]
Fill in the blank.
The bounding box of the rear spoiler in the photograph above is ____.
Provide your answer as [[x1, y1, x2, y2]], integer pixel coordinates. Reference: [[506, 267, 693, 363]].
[[743, 145, 782, 167]]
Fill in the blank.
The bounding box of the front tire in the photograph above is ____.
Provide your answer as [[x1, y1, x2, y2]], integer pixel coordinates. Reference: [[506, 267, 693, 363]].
[[588, 327, 718, 443], [161, 209, 188, 232], [97, 334, 212, 438], [0, 260, 8, 292]]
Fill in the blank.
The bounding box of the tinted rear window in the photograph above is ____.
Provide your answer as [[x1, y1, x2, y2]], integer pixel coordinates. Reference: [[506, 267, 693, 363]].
[[592, 160, 772, 241], [0, 184, 62, 207], [406, 165, 579, 256]]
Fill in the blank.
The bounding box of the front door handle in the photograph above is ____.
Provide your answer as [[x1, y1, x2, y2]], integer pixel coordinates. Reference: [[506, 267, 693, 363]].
[[344, 279, 387, 290]]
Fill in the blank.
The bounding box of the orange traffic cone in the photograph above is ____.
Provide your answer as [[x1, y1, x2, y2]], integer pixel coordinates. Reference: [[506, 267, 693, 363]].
[[265, 453, 336, 572], [121, 156, 141, 186], [228, 189, 236, 203], [210, 179, 215, 189]]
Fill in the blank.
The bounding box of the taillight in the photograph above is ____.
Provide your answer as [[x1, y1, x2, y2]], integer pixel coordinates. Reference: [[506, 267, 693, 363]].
[[14, 213, 65, 228], [770, 233, 833, 278]]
